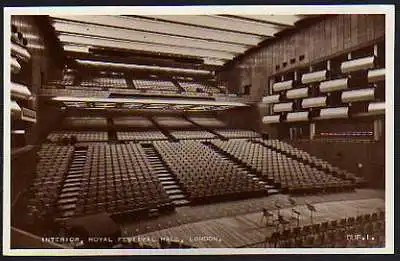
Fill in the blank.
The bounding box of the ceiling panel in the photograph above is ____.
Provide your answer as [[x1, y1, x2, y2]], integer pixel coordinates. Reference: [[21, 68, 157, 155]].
[[52, 20, 249, 53], [145, 15, 284, 36], [49, 14, 313, 72], [50, 15, 264, 45], [227, 15, 307, 27], [75, 60, 214, 75], [58, 33, 236, 60]]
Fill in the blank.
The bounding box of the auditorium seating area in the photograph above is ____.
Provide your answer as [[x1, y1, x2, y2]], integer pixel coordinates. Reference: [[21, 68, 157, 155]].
[[132, 79, 179, 92], [214, 129, 262, 139], [169, 130, 217, 140], [265, 210, 385, 248], [80, 76, 128, 89], [61, 117, 108, 130], [181, 91, 210, 97], [258, 139, 364, 184], [26, 145, 74, 223], [47, 131, 108, 142], [117, 131, 168, 141], [47, 72, 75, 87], [177, 81, 222, 94], [75, 143, 173, 217], [210, 140, 354, 194], [153, 141, 267, 202]]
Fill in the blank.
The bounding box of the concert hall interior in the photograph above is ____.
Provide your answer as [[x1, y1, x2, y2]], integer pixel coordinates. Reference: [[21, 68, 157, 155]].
[[8, 13, 386, 249]]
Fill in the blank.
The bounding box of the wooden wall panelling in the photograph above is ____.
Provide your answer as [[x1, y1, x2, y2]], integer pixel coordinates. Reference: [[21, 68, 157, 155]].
[[324, 16, 333, 59], [366, 14, 375, 41], [288, 34, 296, 70], [279, 39, 284, 73], [343, 14, 353, 50], [282, 37, 288, 70], [272, 43, 277, 75], [357, 14, 368, 44], [374, 15, 385, 39], [313, 19, 322, 61], [351, 15, 359, 48], [337, 14, 345, 54], [220, 15, 385, 101], [274, 40, 280, 74], [293, 32, 301, 66], [330, 15, 339, 54], [303, 23, 311, 65]]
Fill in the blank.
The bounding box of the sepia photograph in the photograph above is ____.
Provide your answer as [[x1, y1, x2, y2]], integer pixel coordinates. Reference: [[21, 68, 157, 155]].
[[3, 5, 395, 255]]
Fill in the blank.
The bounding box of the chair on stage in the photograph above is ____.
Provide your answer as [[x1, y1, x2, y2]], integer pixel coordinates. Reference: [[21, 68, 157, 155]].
[[306, 202, 317, 224], [288, 197, 301, 227], [260, 208, 274, 227], [277, 215, 291, 231]]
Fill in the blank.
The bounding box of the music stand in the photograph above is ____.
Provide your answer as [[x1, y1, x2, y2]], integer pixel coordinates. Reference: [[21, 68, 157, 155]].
[[261, 208, 274, 227], [288, 197, 298, 221], [306, 203, 317, 224], [260, 208, 269, 226], [292, 209, 301, 227], [288, 197, 296, 206], [275, 202, 282, 216], [278, 215, 290, 231]]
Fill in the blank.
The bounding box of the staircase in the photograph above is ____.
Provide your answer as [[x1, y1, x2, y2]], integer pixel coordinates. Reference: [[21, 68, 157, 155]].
[[56, 147, 87, 219], [204, 141, 280, 195], [141, 144, 190, 206]]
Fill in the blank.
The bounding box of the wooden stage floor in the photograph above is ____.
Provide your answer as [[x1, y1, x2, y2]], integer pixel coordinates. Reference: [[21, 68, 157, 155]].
[[123, 196, 384, 248], [121, 189, 384, 238]]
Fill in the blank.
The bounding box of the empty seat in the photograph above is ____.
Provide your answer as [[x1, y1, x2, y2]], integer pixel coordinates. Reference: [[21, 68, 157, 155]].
[[153, 140, 266, 202]]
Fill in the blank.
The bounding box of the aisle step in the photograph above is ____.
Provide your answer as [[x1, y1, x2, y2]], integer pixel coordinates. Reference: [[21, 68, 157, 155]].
[[163, 184, 180, 190], [268, 189, 280, 195], [169, 194, 186, 200], [141, 144, 190, 207], [173, 199, 190, 206], [166, 189, 183, 195], [56, 147, 88, 220]]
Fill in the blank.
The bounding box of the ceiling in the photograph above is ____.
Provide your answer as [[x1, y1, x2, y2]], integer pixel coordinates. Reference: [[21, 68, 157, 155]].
[[49, 15, 312, 73]]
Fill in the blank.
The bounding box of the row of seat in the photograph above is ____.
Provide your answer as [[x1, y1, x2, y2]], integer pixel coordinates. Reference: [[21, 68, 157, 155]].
[[266, 211, 385, 248], [300, 138, 379, 144], [153, 141, 267, 202], [80, 77, 128, 88], [177, 81, 222, 94], [47, 131, 109, 142], [132, 79, 179, 92], [46, 73, 75, 86], [45, 129, 260, 142], [210, 140, 353, 194], [169, 130, 217, 140], [75, 143, 173, 216], [214, 130, 262, 139], [181, 91, 210, 97], [258, 139, 363, 183], [26, 145, 74, 221], [116, 131, 168, 141], [61, 117, 108, 130]]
